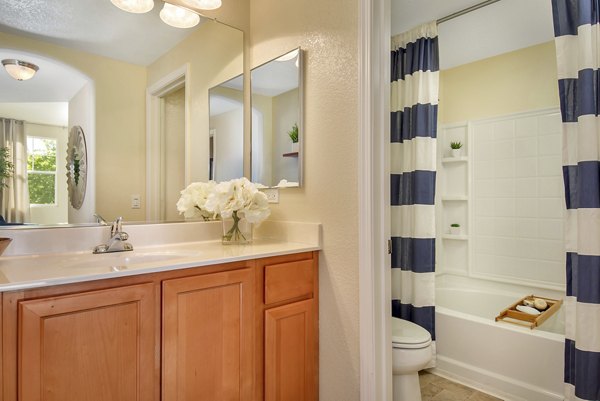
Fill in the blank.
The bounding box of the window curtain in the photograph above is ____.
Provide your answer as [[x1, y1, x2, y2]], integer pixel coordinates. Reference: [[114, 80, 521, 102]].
[[390, 21, 438, 360], [0, 118, 30, 223], [552, 1, 600, 400]]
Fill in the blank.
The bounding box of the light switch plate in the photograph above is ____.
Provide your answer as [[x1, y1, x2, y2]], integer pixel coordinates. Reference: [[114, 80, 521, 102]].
[[131, 194, 141, 209]]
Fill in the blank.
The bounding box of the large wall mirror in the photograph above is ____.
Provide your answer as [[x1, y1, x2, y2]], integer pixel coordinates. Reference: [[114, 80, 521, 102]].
[[251, 48, 303, 188], [209, 74, 244, 182], [0, 0, 244, 227]]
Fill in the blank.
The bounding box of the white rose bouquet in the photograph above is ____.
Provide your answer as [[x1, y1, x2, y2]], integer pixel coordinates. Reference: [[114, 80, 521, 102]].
[[176, 181, 218, 220], [177, 177, 271, 243]]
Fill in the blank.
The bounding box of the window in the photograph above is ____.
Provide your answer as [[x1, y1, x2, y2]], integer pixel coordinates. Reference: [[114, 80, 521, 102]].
[[27, 137, 57, 205]]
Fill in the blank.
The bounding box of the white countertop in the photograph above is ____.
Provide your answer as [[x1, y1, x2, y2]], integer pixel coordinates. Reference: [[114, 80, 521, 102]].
[[0, 238, 319, 292], [0, 221, 321, 292]]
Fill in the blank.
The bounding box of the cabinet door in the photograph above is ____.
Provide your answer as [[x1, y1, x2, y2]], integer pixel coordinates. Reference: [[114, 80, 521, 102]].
[[162, 268, 254, 401], [265, 299, 316, 401], [19, 283, 156, 401]]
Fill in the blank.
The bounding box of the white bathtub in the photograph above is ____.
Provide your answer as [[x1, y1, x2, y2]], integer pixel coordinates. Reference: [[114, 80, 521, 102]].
[[432, 276, 565, 401]]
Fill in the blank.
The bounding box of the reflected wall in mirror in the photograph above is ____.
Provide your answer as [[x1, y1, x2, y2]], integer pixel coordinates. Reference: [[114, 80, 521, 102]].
[[209, 74, 244, 181], [66, 125, 88, 210], [0, 0, 244, 227], [251, 48, 303, 188]]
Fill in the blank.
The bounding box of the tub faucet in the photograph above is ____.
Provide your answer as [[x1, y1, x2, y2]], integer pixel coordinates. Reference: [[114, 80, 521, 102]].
[[93, 217, 133, 254]]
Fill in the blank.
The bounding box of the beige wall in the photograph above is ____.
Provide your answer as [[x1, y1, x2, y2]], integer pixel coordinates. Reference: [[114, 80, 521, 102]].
[[439, 41, 560, 124], [250, 0, 360, 399], [147, 21, 243, 184], [0, 30, 147, 223]]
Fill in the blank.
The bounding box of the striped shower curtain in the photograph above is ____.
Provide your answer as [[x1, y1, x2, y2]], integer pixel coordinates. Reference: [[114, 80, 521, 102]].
[[390, 22, 438, 352], [552, 1, 600, 400]]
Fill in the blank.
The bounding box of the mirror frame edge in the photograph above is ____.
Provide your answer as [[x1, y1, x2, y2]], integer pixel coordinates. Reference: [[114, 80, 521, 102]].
[[249, 46, 304, 189]]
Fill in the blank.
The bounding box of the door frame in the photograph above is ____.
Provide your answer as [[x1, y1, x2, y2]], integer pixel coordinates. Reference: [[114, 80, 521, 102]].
[[146, 63, 191, 221], [358, 0, 392, 400]]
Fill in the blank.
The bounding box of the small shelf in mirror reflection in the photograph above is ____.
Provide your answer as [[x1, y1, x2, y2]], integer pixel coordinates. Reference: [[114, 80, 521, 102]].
[[282, 152, 299, 157], [442, 234, 468, 241], [442, 157, 468, 164]]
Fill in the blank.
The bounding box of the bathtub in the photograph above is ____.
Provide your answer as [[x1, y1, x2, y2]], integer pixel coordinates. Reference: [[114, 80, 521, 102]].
[[431, 276, 565, 401]]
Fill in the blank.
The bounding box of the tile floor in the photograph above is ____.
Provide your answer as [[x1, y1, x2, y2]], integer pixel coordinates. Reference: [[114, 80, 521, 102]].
[[419, 371, 503, 401]]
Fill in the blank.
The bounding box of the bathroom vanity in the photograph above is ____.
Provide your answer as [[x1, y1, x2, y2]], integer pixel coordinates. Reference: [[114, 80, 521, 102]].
[[0, 222, 320, 401]]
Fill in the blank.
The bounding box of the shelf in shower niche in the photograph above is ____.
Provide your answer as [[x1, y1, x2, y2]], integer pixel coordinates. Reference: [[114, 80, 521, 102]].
[[442, 235, 468, 241], [441, 196, 468, 201], [441, 157, 468, 164]]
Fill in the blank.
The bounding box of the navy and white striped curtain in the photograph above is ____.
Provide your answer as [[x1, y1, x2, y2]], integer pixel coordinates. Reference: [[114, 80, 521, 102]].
[[552, 1, 600, 400], [390, 22, 438, 354]]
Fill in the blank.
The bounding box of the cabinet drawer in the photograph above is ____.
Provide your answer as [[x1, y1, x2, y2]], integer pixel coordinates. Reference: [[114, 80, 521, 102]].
[[265, 259, 314, 305]]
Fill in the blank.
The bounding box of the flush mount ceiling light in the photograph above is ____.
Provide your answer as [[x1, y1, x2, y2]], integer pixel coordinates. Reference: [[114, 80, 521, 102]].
[[110, 0, 154, 13], [160, 3, 200, 28], [181, 0, 222, 11], [1, 59, 39, 81]]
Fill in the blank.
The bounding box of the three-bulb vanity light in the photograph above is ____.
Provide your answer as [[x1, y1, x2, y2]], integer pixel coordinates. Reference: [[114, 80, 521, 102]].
[[110, 0, 221, 28]]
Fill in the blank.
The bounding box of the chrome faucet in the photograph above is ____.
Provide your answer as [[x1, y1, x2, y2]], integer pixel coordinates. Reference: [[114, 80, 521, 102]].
[[93, 217, 133, 254]]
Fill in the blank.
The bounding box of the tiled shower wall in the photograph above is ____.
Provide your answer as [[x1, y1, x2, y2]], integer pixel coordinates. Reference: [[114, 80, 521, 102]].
[[472, 110, 565, 288]]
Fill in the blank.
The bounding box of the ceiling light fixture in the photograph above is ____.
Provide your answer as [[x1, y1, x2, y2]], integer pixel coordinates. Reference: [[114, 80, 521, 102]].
[[110, 0, 154, 13], [181, 0, 222, 11], [160, 3, 200, 28], [1, 59, 39, 81]]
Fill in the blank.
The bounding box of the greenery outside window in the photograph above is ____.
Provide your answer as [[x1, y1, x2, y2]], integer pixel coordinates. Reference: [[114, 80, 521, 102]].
[[27, 137, 57, 205]]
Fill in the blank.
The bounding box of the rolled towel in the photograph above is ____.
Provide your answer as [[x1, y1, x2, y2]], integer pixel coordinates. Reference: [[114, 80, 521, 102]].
[[516, 305, 541, 315]]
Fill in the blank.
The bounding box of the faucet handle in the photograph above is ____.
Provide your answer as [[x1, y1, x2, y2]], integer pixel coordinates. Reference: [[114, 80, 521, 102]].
[[111, 217, 123, 237], [94, 213, 108, 226]]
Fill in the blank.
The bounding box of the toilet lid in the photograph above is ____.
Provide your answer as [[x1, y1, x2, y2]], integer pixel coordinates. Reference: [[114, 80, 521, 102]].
[[391, 318, 432, 348]]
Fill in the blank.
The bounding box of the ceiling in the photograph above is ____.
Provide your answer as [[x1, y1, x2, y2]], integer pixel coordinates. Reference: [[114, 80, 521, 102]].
[[0, 50, 89, 102], [391, 0, 555, 70], [0, 0, 203, 66]]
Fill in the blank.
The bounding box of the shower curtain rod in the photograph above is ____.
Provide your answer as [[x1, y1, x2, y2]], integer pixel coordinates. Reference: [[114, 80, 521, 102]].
[[436, 0, 501, 25]]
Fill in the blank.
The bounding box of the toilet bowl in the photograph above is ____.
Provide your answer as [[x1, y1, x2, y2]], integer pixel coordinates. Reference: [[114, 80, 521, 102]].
[[392, 317, 433, 401]]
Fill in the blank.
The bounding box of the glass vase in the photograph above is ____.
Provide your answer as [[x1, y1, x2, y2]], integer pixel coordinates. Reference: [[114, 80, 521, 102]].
[[221, 211, 253, 245]]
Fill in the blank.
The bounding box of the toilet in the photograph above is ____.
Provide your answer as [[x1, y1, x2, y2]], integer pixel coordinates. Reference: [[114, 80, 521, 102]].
[[392, 317, 433, 401]]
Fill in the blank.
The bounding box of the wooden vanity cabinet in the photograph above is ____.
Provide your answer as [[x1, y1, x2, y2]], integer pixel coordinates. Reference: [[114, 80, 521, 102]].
[[17, 283, 156, 401], [257, 254, 319, 401], [2, 281, 160, 401], [0, 251, 319, 401], [162, 268, 255, 401]]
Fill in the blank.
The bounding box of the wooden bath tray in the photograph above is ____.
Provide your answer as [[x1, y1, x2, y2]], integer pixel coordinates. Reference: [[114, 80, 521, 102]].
[[495, 295, 562, 329]]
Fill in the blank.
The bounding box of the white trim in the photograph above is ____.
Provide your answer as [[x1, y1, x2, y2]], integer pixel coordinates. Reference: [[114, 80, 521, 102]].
[[358, 0, 391, 400], [146, 64, 191, 221]]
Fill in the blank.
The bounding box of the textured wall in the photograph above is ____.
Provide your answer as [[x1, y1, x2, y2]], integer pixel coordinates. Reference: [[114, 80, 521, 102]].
[[250, 0, 361, 399]]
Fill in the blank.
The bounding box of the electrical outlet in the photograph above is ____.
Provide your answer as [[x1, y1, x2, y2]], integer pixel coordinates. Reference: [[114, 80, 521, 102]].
[[131, 194, 141, 209], [263, 188, 279, 204]]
